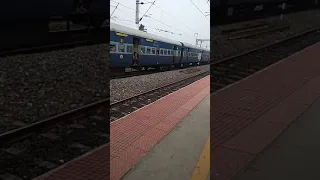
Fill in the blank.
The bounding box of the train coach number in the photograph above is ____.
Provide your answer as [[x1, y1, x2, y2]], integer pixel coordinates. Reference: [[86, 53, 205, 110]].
[[120, 55, 123, 59]]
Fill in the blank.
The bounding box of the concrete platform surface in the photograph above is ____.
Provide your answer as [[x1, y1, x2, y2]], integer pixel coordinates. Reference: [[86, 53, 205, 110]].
[[236, 97, 320, 180], [211, 42, 320, 180], [123, 94, 210, 180]]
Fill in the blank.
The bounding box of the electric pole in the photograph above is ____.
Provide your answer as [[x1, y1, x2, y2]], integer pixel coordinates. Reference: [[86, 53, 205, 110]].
[[136, 0, 140, 29]]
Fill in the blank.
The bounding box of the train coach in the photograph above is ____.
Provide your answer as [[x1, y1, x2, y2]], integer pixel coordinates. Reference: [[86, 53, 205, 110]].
[[110, 23, 210, 73]]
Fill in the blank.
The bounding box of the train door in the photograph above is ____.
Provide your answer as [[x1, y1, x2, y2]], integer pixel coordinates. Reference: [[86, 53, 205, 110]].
[[172, 46, 176, 64], [179, 48, 184, 65], [132, 37, 140, 66], [198, 50, 203, 65], [186, 48, 189, 63]]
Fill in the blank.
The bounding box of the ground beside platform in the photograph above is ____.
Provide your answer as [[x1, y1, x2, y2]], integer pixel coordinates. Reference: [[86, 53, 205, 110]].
[[211, 42, 320, 180]]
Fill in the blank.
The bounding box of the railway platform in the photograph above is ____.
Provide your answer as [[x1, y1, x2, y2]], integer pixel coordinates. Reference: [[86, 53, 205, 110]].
[[34, 75, 210, 180], [212, 42, 320, 180], [111, 75, 210, 180]]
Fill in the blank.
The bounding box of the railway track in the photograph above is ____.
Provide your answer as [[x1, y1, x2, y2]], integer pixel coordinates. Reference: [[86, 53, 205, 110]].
[[0, 98, 109, 179], [211, 27, 320, 94], [111, 67, 161, 79], [0, 27, 108, 57], [110, 70, 210, 121], [110, 64, 209, 79]]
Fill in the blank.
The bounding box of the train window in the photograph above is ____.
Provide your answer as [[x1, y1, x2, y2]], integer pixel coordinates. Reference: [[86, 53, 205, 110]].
[[151, 48, 156, 55], [127, 45, 133, 53], [118, 44, 125, 52], [167, 50, 171, 55], [164, 50, 167, 55], [140, 46, 145, 54], [178, 51, 181, 56], [110, 43, 117, 52], [156, 49, 160, 55], [189, 52, 191, 57], [146, 47, 151, 54], [160, 49, 163, 55]]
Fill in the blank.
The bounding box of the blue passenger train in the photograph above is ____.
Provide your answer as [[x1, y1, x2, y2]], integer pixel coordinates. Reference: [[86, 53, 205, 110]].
[[110, 23, 210, 72]]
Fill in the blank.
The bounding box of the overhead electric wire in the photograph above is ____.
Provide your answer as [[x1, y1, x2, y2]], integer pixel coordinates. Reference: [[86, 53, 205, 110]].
[[153, 4, 199, 35], [139, 0, 156, 22], [110, 3, 119, 17], [110, 0, 192, 38], [110, 8, 182, 36], [189, 0, 209, 20]]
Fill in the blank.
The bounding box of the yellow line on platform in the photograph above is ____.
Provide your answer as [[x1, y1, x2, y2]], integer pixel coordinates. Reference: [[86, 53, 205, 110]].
[[190, 136, 210, 180]]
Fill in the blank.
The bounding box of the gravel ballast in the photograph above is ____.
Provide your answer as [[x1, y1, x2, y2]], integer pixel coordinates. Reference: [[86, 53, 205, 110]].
[[110, 65, 210, 104], [211, 9, 320, 61], [0, 44, 109, 134]]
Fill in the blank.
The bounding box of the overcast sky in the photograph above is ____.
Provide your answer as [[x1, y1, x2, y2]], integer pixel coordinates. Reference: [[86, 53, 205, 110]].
[[110, 0, 210, 49]]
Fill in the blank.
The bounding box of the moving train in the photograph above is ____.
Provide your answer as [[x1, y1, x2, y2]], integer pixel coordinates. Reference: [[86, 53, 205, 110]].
[[211, 0, 320, 24], [110, 23, 210, 72]]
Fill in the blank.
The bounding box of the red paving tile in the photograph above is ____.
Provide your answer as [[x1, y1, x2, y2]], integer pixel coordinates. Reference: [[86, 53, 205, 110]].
[[131, 134, 159, 151], [211, 43, 320, 179], [167, 108, 190, 119], [144, 128, 167, 141], [154, 116, 181, 133], [110, 157, 132, 180], [117, 145, 146, 166]]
